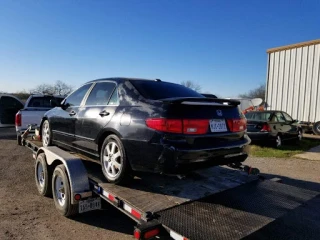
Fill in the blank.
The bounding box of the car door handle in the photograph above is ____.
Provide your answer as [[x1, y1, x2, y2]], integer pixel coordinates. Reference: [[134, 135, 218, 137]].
[[99, 110, 110, 117], [69, 110, 76, 116]]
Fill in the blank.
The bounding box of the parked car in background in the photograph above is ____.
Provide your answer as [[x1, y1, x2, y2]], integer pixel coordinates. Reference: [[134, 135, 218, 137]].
[[245, 110, 302, 147], [15, 94, 64, 144], [0, 94, 24, 127], [40, 77, 250, 184]]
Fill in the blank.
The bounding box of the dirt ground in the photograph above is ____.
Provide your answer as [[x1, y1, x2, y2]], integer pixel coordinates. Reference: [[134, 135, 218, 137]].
[[1, 127, 320, 240]]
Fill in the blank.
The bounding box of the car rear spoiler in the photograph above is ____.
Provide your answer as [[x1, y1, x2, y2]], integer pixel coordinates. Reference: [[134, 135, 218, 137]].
[[158, 97, 240, 106]]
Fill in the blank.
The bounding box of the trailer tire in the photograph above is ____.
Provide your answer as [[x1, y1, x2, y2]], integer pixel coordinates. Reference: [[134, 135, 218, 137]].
[[312, 121, 320, 135], [52, 164, 78, 217], [42, 120, 52, 147], [35, 153, 52, 197], [100, 134, 132, 185]]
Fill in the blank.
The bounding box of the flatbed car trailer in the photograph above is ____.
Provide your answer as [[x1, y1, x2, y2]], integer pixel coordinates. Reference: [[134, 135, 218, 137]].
[[22, 136, 320, 240]]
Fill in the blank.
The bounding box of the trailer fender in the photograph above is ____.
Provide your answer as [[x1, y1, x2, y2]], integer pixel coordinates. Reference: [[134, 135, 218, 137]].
[[36, 146, 92, 204]]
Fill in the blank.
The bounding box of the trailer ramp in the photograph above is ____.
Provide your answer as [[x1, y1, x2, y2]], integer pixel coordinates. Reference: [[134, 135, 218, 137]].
[[157, 180, 320, 240]]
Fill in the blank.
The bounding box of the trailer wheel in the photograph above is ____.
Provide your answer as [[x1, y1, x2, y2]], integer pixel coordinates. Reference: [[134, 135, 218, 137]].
[[100, 134, 132, 184], [312, 121, 320, 135], [42, 120, 52, 147], [35, 153, 52, 197], [52, 164, 78, 217]]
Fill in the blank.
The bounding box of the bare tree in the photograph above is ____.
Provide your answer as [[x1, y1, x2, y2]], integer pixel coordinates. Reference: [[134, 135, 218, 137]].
[[238, 84, 265, 100], [54, 80, 74, 96], [181, 80, 201, 92], [30, 81, 73, 96]]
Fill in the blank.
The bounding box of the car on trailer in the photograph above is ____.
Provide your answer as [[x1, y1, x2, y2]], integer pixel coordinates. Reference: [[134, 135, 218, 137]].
[[40, 78, 250, 184]]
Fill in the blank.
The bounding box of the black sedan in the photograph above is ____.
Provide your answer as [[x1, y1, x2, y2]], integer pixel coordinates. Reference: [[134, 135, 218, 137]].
[[41, 78, 250, 184], [245, 111, 302, 147]]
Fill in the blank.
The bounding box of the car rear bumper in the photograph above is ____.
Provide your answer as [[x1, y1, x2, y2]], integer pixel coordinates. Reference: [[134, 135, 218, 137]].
[[124, 135, 251, 173]]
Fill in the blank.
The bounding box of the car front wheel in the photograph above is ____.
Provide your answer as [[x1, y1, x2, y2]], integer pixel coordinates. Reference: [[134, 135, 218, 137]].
[[100, 134, 132, 184]]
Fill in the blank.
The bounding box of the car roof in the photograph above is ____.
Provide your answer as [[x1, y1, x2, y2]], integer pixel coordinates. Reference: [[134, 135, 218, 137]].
[[0, 94, 24, 103], [85, 77, 162, 84], [29, 94, 64, 98], [245, 110, 281, 114]]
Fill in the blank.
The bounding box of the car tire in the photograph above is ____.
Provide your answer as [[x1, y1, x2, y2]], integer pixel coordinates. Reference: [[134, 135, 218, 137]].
[[42, 120, 52, 147], [35, 153, 52, 197], [275, 135, 282, 148], [312, 121, 320, 135], [52, 164, 78, 217], [100, 134, 132, 185], [17, 134, 22, 146]]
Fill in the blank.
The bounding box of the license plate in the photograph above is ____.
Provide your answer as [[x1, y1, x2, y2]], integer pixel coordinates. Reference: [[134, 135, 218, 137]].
[[210, 119, 228, 132], [79, 198, 101, 213]]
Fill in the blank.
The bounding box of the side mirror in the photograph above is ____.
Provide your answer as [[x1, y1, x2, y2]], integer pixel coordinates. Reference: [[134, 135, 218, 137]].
[[60, 100, 70, 110], [292, 119, 299, 123]]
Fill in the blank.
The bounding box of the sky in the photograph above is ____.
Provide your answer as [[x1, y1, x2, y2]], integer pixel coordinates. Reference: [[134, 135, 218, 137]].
[[0, 0, 319, 98]]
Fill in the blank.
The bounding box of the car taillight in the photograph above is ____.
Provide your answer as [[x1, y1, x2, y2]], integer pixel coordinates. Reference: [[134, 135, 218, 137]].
[[146, 118, 182, 133], [183, 119, 209, 134], [261, 123, 271, 132], [146, 118, 209, 134], [15, 112, 21, 126], [227, 118, 247, 132]]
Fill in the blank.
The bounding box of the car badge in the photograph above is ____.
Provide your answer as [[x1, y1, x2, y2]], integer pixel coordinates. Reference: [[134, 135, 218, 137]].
[[216, 110, 223, 116]]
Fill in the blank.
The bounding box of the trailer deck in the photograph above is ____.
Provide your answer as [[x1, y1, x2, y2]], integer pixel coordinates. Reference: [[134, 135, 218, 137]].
[[22, 137, 320, 240]]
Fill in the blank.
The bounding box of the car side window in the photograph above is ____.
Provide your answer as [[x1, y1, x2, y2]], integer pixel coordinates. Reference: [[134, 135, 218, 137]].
[[0, 96, 23, 109], [275, 112, 286, 123], [282, 112, 293, 122], [65, 84, 92, 107], [108, 88, 119, 105], [85, 82, 116, 106]]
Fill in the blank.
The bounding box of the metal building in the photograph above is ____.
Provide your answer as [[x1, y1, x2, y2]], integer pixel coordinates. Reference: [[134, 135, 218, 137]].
[[266, 39, 320, 123]]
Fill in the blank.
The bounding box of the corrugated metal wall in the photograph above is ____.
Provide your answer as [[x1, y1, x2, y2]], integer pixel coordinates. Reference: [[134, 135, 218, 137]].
[[266, 43, 320, 122]]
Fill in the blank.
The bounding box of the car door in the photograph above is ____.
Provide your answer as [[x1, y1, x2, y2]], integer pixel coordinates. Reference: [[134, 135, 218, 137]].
[[74, 81, 118, 156], [282, 112, 298, 139], [50, 83, 93, 146], [274, 112, 291, 139], [0, 96, 23, 125]]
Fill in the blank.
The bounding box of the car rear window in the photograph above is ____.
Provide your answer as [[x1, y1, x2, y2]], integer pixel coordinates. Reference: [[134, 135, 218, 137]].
[[245, 112, 272, 121], [28, 96, 64, 108], [130, 80, 204, 100]]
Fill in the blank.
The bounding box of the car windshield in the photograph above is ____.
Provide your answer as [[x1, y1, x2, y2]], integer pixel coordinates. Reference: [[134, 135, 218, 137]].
[[28, 96, 64, 108], [245, 112, 272, 121], [130, 80, 204, 100]]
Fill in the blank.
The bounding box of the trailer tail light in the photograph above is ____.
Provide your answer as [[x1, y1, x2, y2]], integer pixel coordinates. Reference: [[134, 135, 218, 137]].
[[134, 228, 160, 240], [227, 119, 247, 132], [144, 228, 160, 239], [146, 118, 209, 134], [15, 112, 21, 127], [74, 194, 81, 201], [261, 123, 271, 132]]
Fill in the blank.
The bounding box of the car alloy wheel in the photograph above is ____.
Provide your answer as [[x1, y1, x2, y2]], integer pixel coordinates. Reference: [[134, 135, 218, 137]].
[[42, 120, 51, 147], [298, 130, 302, 141], [103, 141, 123, 179], [276, 135, 282, 148]]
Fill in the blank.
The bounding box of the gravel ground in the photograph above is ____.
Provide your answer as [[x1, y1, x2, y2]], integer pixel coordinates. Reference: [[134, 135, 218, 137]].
[[1, 127, 319, 240]]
